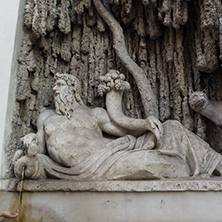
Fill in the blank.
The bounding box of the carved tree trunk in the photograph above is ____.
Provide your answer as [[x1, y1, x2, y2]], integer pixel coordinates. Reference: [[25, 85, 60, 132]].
[[93, 0, 158, 118], [5, 0, 222, 177]]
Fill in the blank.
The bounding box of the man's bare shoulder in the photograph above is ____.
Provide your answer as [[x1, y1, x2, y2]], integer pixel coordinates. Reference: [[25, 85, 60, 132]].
[[91, 107, 107, 116], [39, 108, 55, 117], [37, 109, 55, 125], [90, 107, 110, 123]]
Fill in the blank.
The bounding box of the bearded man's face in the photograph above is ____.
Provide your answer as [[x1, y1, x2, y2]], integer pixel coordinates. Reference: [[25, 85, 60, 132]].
[[53, 79, 74, 118]]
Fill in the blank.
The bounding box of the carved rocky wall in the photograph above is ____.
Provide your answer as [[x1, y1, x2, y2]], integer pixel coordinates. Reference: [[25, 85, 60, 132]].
[[5, 0, 222, 177]]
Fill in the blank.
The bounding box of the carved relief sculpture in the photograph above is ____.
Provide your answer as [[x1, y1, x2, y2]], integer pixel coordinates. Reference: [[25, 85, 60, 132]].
[[10, 0, 222, 181], [13, 71, 222, 180]]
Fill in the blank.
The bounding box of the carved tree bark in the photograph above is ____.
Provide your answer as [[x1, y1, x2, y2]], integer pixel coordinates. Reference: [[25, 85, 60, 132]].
[[93, 0, 158, 118]]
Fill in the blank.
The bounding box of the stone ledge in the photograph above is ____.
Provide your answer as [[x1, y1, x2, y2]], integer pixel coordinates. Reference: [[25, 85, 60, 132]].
[[0, 179, 16, 191], [1, 178, 222, 192]]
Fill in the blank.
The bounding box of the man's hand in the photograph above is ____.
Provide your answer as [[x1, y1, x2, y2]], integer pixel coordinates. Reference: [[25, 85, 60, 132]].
[[0, 211, 18, 219], [146, 116, 163, 144], [20, 133, 39, 156], [20, 133, 37, 149]]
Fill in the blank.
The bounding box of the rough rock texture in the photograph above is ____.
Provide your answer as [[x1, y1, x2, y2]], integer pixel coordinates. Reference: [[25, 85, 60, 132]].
[[5, 0, 222, 177]]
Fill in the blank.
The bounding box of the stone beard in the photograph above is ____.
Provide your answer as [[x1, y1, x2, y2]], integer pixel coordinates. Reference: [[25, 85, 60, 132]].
[[54, 87, 74, 119]]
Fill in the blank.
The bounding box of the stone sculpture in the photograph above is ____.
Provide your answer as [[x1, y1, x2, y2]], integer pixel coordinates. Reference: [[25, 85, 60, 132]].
[[14, 70, 222, 180], [189, 91, 222, 127]]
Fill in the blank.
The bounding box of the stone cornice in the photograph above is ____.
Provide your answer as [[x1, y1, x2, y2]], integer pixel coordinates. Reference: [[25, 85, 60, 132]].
[[2, 178, 222, 192]]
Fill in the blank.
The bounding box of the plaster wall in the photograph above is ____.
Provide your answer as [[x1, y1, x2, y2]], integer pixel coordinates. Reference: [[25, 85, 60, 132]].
[[0, 0, 25, 178], [1, 190, 222, 222]]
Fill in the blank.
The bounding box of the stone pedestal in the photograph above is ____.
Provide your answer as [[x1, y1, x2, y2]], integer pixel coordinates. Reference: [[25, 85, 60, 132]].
[[1, 179, 222, 222]]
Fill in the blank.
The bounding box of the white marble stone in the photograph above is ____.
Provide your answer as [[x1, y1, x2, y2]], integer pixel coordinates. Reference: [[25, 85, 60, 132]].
[[0, 0, 25, 178]]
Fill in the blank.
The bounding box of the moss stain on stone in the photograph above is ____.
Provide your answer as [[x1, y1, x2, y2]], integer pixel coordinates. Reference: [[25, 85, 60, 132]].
[[2, 192, 43, 222]]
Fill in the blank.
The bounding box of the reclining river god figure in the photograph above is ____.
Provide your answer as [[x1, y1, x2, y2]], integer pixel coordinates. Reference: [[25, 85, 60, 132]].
[[13, 70, 222, 180]]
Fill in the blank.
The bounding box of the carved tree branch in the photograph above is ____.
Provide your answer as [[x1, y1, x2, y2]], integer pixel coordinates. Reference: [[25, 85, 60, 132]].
[[93, 0, 158, 118]]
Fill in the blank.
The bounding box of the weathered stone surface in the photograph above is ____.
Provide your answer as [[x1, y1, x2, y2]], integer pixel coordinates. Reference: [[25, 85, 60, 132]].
[[189, 91, 222, 127], [2, 179, 222, 192], [2, 185, 222, 222], [18, 179, 222, 192], [4, 0, 222, 179]]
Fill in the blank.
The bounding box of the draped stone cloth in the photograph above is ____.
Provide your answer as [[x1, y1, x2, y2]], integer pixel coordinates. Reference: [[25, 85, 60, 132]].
[[37, 120, 221, 180]]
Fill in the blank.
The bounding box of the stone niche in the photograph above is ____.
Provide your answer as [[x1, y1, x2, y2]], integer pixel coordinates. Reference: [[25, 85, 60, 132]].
[[2, 0, 222, 221]]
